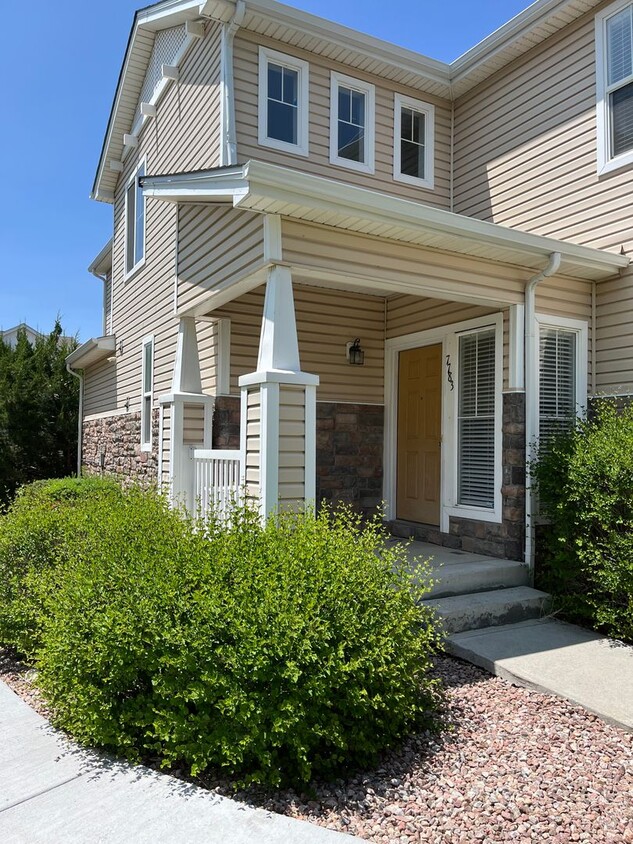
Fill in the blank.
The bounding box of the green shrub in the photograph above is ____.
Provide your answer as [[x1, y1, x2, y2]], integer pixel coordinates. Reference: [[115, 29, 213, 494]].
[[0, 476, 124, 655], [20, 491, 442, 786], [533, 399, 633, 641]]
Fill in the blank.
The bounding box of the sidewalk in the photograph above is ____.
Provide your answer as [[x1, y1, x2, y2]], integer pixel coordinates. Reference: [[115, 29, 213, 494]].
[[448, 617, 633, 731], [0, 682, 356, 844]]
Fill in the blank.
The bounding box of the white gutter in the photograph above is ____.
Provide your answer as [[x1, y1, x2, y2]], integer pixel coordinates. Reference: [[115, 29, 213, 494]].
[[524, 251, 561, 577], [216, 0, 245, 166], [66, 364, 84, 477]]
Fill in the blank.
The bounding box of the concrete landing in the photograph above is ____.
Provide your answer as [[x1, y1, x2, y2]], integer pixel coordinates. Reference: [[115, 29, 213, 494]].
[[0, 682, 356, 843], [448, 618, 633, 731]]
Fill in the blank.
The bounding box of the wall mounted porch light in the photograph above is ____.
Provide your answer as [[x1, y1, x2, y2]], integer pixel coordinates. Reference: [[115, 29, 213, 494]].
[[346, 338, 364, 365]]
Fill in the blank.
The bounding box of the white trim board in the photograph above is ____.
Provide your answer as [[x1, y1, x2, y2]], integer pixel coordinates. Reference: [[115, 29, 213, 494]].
[[384, 312, 504, 531]]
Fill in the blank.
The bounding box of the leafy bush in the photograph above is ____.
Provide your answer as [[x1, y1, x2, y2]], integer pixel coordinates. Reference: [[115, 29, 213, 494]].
[[533, 399, 633, 641], [0, 476, 124, 655], [1, 482, 443, 785]]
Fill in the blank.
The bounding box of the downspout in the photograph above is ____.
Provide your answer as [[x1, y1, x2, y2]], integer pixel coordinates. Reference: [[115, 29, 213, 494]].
[[219, 1, 246, 166], [591, 281, 597, 396], [66, 364, 84, 477], [524, 251, 562, 577]]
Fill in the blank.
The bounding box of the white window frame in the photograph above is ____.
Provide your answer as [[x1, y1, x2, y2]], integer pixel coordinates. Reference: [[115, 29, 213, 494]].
[[595, 0, 633, 174], [384, 313, 503, 531], [536, 314, 588, 437], [141, 334, 154, 452], [329, 71, 375, 174], [393, 93, 435, 190], [124, 158, 147, 281], [258, 47, 309, 157]]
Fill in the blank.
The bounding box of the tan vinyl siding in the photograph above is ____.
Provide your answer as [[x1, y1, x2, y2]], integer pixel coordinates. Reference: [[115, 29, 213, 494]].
[[278, 386, 306, 510], [595, 268, 633, 394], [197, 319, 218, 395], [281, 218, 531, 306], [245, 388, 261, 498], [89, 22, 223, 419], [386, 296, 496, 339], [453, 7, 633, 255], [213, 284, 386, 403], [83, 359, 118, 417], [234, 31, 452, 209], [177, 205, 265, 313], [183, 403, 206, 445]]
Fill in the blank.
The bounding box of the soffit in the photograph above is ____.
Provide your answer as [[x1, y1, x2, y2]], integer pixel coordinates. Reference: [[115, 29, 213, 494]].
[[140, 161, 629, 283]]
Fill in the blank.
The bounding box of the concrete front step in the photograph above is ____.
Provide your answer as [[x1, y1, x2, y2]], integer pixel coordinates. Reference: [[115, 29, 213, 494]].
[[425, 558, 530, 599], [425, 586, 551, 634]]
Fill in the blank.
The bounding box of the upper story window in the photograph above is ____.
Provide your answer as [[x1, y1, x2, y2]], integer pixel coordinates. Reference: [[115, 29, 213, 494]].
[[125, 161, 146, 278], [596, 0, 633, 173], [258, 47, 309, 156], [329, 72, 375, 174], [393, 93, 435, 190]]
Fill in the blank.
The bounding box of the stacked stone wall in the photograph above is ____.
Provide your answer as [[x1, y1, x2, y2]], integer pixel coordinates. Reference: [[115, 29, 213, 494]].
[[82, 410, 159, 482]]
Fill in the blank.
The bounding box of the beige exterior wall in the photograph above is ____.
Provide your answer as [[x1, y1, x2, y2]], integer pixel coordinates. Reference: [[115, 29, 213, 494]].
[[278, 386, 306, 510], [452, 2, 631, 395], [234, 31, 452, 209], [245, 388, 261, 498], [176, 205, 265, 313], [85, 21, 223, 420]]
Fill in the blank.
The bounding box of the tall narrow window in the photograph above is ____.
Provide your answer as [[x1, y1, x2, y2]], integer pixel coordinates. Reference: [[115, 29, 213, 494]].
[[596, 1, 633, 171], [330, 72, 375, 173], [458, 330, 496, 509], [125, 162, 146, 276], [258, 47, 309, 156], [141, 336, 154, 450], [539, 328, 577, 445], [394, 94, 435, 189]]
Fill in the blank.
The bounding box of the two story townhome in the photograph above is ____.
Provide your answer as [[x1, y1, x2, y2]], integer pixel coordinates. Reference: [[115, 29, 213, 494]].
[[69, 0, 633, 569]]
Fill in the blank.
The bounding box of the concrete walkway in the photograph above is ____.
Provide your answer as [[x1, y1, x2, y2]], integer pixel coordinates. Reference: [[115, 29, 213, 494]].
[[0, 682, 356, 844], [448, 618, 633, 731]]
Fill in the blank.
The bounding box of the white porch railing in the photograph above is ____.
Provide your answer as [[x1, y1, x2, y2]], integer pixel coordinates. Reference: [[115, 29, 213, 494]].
[[191, 448, 242, 521]]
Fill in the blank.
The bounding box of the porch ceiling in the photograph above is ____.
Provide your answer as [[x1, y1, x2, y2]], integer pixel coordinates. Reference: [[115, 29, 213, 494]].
[[141, 161, 629, 284]]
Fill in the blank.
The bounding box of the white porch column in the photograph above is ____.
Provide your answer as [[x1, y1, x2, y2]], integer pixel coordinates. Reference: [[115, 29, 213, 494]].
[[239, 264, 319, 517], [159, 317, 214, 510]]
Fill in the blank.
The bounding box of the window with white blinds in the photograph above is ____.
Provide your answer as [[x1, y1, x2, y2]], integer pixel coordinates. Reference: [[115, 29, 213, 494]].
[[458, 329, 496, 509], [539, 328, 577, 444], [597, 1, 633, 169]]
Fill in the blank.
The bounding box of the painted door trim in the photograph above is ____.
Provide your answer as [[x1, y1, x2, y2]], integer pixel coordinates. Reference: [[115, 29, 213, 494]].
[[384, 311, 504, 531]]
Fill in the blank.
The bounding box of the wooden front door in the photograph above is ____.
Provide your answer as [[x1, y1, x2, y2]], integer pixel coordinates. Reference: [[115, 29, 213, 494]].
[[397, 344, 442, 525]]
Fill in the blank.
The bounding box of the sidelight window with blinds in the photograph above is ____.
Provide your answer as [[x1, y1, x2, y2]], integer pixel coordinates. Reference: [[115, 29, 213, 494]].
[[596, 0, 633, 171], [539, 328, 577, 444], [457, 329, 496, 510]]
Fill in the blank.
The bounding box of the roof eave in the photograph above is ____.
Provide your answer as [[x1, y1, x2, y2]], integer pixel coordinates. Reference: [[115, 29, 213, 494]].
[[66, 336, 116, 370], [88, 239, 114, 278], [141, 160, 629, 282]]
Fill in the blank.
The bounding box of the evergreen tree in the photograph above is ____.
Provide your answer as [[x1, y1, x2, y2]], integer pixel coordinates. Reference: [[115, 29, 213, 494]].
[[0, 322, 79, 503]]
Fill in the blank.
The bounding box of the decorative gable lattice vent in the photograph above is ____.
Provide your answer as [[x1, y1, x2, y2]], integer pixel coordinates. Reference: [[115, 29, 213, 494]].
[[133, 25, 188, 126]]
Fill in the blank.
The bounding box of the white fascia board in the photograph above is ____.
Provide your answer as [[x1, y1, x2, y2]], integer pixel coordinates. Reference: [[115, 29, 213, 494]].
[[451, 0, 600, 83], [66, 336, 116, 370], [241, 161, 629, 277], [203, 0, 450, 87], [88, 239, 114, 277], [140, 159, 629, 278], [137, 0, 203, 30], [140, 168, 249, 202]]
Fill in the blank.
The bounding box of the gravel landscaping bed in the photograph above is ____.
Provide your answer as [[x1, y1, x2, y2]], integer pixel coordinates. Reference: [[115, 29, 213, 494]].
[[2, 651, 631, 843]]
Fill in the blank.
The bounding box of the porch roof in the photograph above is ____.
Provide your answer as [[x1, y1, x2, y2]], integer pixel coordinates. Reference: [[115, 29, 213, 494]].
[[141, 161, 629, 283], [66, 335, 116, 371]]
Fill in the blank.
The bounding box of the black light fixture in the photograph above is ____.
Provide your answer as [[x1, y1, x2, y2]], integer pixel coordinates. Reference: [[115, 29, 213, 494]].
[[346, 338, 364, 366]]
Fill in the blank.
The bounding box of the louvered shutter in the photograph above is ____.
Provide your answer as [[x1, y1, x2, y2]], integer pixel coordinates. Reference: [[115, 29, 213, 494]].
[[458, 329, 496, 508], [539, 328, 577, 445]]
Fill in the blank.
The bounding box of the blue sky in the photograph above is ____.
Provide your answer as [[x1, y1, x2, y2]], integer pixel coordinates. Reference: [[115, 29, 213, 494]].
[[0, 0, 530, 342]]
